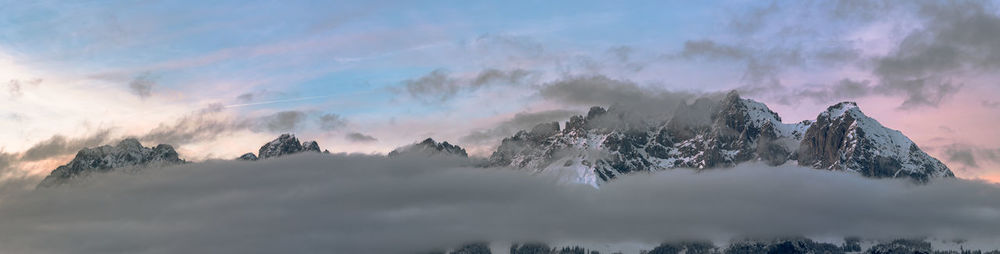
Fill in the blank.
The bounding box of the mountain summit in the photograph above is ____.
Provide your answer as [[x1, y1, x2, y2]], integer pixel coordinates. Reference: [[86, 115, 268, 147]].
[[798, 102, 953, 181], [388, 138, 468, 157], [489, 91, 952, 184], [38, 138, 185, 187], [237, 133, 323, 161]]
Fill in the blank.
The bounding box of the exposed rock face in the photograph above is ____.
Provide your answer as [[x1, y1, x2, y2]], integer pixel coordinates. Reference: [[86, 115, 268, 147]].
[[238, 134, 323, 160], [38, 138, 185, 187], [797, 102, 953, 182], [237, 153, 258, 161], [389, 138, 468, 157], [489, 91, 953, 184]]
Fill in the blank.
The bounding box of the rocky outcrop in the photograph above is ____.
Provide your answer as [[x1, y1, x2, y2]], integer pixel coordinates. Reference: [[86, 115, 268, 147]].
[[389, 138, 468, 157], [237, 134, 323, 161], [797, 102, 953, 182], [237, 153, 258, 161], [38, 138, 185, 187], [489, 91, 952, 184]]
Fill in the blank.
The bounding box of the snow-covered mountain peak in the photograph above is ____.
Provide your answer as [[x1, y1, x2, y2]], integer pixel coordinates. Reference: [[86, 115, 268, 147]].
[[389, 138, 469, 157], [116, 138, 144, 150], [799, 101, 953, 181], [38, 138, 185, 187], [491, 91, 953, 184], [821, 101, 861, 119], [238, 133, 323, 161]]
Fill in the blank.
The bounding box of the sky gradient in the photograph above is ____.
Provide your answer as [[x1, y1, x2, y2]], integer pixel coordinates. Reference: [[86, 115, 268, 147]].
[[2, 0, 1000, 182]]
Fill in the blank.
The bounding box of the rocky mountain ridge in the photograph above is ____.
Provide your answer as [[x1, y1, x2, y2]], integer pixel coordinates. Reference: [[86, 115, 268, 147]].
[[38, 138, 185, 187], [488, 91, 953, 184], [389, 138, 469, 158], [237, 133, 324, 161], [36, 93, 952, 187]]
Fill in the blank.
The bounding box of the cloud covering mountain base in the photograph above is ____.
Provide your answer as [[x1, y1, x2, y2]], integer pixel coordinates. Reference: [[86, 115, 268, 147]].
[[1, 154, 999, 253]]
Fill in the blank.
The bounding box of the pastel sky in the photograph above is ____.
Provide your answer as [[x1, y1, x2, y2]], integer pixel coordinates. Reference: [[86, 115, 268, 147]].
[[2, 0, 1000, 182]]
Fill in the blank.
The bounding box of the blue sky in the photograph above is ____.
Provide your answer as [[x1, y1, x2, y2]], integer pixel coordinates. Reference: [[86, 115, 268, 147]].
[[3, 0, 1000, 181]]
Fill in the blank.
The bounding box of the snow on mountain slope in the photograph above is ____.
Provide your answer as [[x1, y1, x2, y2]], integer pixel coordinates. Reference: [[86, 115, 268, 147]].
[[389, 138, 469, 157], [490, 91, 953, 184], [798, 102, 953, 182], [37, 138, 185, 187], [237, 133, 323, 161]]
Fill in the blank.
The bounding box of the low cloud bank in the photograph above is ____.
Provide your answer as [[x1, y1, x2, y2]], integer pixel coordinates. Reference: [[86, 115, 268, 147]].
[[1, 154, 998, 253]]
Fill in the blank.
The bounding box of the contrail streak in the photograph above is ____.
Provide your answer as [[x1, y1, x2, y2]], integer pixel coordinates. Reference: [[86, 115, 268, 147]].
[[224, 95, 332, 108]]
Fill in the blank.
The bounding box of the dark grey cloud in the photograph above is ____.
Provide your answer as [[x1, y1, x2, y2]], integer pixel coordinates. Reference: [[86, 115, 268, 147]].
[[0, 152, 15, 175], [946, 145, 979, 168], [791, 79, 875, 103], [679, 40, 748, 60], [672, 39, 806, 98], [871, 11, 986, 109], [852, 1, 1000, 108], [0, 156, 999, 253], [943, 144, 1000, 170], [236, 93, 254, 102], [345, 132, 377, 143], [694, 1, 1000, 108], [538, 75, 709, 127], [19, 130, 113, 162], [318, 113, 347, 131], [829, 0, 898, 21], [459, 109, 578, 145], [0, 151, 35, 195], [260, 111, 306, 132], [471, 68, 533, 86], [141, 104, 250, 146], [142, 106, 344, 148], [403, 68, 534, 101], [539, 75, 649, 106], [128, 73, 155, 99], [404, 69, 453, 100]]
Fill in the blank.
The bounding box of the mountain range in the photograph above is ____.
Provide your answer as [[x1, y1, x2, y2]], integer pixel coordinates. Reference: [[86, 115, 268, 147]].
[[488, 91, 952, 185], [36, 91, 952, 187]]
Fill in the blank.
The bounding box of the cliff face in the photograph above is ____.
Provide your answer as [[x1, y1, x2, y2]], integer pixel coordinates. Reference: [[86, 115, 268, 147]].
[[798, 102, 953, 182]]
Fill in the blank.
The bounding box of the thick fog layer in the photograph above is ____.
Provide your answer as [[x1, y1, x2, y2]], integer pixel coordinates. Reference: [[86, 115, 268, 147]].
[[1, 154, 998, 253]]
